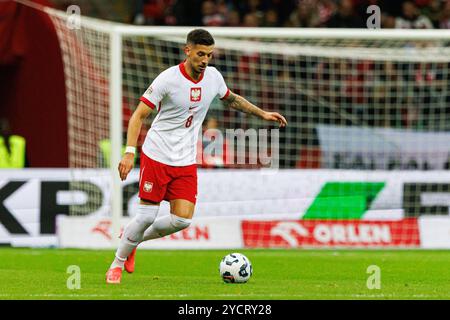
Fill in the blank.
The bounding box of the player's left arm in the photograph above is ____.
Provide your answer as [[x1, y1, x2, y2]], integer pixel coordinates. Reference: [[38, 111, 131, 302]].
[[222, 91, 288, 128]]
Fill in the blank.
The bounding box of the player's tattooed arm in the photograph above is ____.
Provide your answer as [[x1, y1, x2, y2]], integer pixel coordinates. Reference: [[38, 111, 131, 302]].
[[223, 91, 288, 127], [223, 91, 265, 117]]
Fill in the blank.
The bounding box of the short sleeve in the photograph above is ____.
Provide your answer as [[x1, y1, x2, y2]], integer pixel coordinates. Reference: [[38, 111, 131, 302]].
[[216, 69, 230, 100], [140, 72, 167, 109]]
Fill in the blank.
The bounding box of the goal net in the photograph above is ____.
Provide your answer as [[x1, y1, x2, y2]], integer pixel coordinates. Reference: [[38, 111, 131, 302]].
[[39, 3, 450, 248]]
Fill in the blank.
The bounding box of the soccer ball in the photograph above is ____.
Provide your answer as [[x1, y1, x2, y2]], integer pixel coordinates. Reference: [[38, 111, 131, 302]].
[[219, 253, 253, 283]]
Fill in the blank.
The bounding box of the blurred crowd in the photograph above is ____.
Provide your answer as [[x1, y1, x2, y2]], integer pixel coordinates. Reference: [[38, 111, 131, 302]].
[[51, 0, 450, 29], [47, 0, 450, 169], [131, 0, 450, 29]]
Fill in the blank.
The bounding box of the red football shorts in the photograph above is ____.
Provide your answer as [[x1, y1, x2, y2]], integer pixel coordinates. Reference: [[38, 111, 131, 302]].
[[138, 152, 198, 204]]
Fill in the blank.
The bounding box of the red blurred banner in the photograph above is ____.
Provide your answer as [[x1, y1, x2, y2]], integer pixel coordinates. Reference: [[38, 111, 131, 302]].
[[242, 219, 420, 248]]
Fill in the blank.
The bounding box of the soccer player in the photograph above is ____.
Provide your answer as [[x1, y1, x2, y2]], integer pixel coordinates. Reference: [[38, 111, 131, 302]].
[[106, 29, 287, 284]]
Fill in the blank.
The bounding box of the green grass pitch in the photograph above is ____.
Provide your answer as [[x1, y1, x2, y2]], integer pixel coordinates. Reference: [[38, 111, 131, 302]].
[[0, 248, 449, 300]]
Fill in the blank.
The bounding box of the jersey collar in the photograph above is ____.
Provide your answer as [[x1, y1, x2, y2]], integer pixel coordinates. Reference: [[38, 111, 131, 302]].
[[179, 61, 205, 84]]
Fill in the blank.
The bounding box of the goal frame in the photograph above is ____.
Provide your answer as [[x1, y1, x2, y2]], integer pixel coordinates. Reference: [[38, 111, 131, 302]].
[[42, 5, 450, 245]]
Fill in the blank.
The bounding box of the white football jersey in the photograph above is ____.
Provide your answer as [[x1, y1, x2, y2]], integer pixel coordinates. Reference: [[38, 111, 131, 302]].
[[140, 62, 229, 166]]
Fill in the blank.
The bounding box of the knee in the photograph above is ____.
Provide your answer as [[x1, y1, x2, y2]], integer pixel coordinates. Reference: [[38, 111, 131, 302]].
[[135, 205, 159, 225], [170, 214, 191, 230], [136, 214, 156, 226]]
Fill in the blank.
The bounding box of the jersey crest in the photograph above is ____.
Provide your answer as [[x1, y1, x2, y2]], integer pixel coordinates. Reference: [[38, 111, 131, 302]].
[[143, 181, 153, 193], [190, 87, 202, 102]]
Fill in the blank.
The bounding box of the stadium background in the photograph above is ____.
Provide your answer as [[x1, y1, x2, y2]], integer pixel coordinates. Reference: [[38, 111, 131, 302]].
[[0, 0, 450, 299], [2, 0, 450, 169]]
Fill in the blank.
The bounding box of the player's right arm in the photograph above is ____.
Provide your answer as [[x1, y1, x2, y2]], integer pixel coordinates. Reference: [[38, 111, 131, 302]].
[[223, 91, 287, 128], [119, 71, 168, 180], [118, 101, 153, 181]]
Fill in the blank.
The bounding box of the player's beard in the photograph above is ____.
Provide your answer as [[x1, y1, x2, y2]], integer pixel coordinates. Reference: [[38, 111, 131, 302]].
[[197, 64, 206, 73]]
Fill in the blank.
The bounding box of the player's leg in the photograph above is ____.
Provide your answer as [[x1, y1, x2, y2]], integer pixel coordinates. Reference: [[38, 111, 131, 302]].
[[106, 200, 159, 282], [123, 199, 161, 273], [106, 153, 167, 283], [141, 199, 194, 241]]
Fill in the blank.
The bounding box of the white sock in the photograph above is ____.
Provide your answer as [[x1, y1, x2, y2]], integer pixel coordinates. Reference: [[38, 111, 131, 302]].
[[141, 214, 191, 242], [110, 255, 126, 269], [110, 204, 159, 269]]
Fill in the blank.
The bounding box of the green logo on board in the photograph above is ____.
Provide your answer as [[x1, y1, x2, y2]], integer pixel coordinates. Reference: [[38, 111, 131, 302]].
[[303, 182, 385, 219]]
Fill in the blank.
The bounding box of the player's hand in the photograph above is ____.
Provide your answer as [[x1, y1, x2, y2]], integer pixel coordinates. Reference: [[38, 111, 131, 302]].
[[118, 153, 134, 181], [262, 112, 288, 128]]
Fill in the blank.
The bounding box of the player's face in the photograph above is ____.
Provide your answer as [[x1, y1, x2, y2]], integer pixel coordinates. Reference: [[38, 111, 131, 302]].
[[185, 44, 214, 74]]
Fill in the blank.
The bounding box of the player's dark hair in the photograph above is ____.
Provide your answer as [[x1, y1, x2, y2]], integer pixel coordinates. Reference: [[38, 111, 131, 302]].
[[186, 29, 215, 46]]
